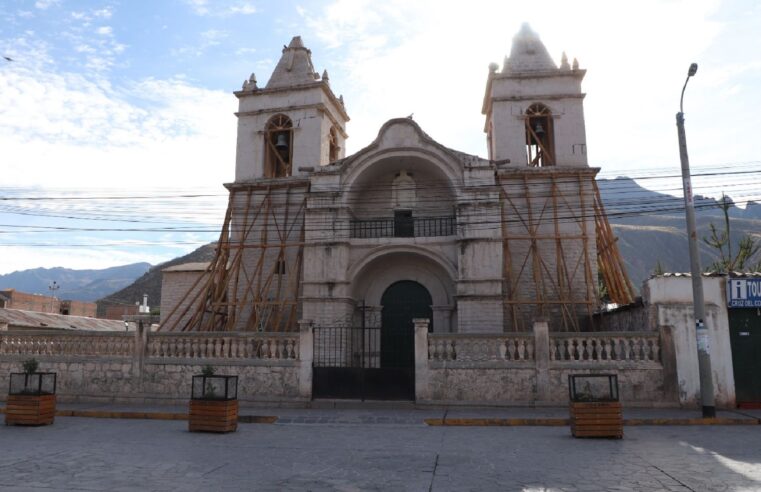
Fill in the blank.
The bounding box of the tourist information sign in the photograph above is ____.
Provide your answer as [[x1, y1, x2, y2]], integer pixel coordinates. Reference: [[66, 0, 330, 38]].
[[726, 278, 761, 308]]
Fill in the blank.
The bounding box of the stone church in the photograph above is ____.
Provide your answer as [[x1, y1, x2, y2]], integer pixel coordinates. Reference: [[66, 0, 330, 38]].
[[160, 24, 631, 339]]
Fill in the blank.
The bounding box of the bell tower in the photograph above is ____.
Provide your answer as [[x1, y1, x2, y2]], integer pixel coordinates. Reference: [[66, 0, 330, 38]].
[[483, 24, 588, 167], [233, 36, 350, 182]]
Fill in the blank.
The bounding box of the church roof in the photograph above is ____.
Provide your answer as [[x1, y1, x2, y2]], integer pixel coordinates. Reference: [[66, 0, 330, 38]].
[[503, 23, 557, 74], [265, 36, 320, 89]]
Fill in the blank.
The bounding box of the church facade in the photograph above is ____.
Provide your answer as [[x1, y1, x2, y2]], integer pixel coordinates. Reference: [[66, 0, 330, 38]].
[[161, 25, 631, 339]]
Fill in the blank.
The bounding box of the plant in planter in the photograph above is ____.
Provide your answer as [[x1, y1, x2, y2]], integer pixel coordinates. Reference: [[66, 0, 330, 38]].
[[568, 373, 622, 439], [5, 358, 57, 426], [188, 365, 238, 433]]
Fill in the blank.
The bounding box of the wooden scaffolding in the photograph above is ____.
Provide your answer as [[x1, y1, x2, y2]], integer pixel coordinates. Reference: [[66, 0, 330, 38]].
[[161, 181, 308, 332], [499, 169, 634, 332]]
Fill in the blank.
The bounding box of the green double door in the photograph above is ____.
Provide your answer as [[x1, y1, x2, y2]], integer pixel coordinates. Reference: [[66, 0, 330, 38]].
[[729, 308, 761, 405]]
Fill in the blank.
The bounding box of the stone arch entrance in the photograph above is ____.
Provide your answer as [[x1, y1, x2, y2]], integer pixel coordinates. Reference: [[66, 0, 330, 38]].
[[380, 280, 432, 370]]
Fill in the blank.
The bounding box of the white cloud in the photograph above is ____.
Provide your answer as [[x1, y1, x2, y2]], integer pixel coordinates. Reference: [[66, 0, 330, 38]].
[[93, 8, 113, 19], [34, 0, 60, 10], [183, 0, 258, 17], [96, 26, 113, 36], [294, 0, 756, 176], [0, 44, 236, 190]]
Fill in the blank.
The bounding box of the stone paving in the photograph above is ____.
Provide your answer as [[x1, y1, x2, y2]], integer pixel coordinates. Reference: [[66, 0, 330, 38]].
[[1, 409, 760, 491]]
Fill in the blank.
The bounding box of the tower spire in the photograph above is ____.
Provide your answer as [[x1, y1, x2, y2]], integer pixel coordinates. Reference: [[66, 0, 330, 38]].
[[265, 35, 319, 89]]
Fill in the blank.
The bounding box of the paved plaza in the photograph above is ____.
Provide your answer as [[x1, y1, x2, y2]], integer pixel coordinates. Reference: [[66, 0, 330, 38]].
[[1, 408, 760, 491]]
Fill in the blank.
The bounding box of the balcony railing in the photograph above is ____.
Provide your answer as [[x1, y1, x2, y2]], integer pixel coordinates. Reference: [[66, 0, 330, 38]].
[[350, 215, 456, 239]]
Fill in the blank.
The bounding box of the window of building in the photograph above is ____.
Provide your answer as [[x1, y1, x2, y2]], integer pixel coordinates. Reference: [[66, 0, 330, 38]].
[[328, 126, 340, 162], [524, 103, 555, 167], [276, 258, 287, 275], [264, 114, 293, 177]]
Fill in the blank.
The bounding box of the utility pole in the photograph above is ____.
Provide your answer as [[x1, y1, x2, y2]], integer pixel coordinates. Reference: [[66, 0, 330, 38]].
[[676, 62, 716, 418]]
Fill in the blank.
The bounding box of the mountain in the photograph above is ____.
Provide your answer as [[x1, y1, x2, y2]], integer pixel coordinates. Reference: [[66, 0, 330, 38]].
[[598, 177, 761, 291], [97, 243, 217, 316], [94, 179, 761, 312], [0, 263, 152, 302]]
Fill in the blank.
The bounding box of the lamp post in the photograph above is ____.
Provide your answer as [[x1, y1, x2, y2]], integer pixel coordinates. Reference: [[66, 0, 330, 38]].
[[48, 281, 60, 314], [676, 62, 716, 418]]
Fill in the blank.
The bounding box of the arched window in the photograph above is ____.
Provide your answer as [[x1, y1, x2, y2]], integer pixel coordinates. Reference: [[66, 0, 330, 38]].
[[328, 126, 340, 163], [525, 103, 555, 167], [264, 114, 293, 177]]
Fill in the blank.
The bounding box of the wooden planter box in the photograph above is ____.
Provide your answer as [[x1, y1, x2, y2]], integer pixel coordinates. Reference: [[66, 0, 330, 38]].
[[188, 374, 238, 433], [568, 373, 622, 439], [570, 401, 623, 438], [6, 372, 57, 426], [189, 399, 238, 433]]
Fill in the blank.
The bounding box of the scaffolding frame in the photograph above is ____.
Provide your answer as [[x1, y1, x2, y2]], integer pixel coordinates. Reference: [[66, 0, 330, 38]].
[[499, 169, 634, 332], [161, 181, 308, 332]]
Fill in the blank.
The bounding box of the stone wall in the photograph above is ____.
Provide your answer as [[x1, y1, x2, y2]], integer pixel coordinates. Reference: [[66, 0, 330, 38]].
[[643, 276, 736, 407], [417, 321, 673, 406], [0, 329, 306, 405]]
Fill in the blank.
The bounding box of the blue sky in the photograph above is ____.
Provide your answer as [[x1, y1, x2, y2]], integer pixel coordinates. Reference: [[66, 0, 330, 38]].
[[1, 0, 760, 275]]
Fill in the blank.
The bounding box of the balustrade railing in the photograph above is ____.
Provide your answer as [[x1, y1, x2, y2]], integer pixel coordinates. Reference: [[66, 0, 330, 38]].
[[147, 333, 299, 360], [0, 331, 299, 361], [550, 332, 660, 363], [429, 334, 535, 362], [351, 215, 455, 239], [0, 331, 134, 357]]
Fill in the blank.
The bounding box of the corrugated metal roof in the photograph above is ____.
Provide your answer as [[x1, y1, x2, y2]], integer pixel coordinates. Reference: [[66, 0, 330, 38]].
[[0, 308, 126, 331], [163, 262, 210, 272], [651, 272, 761, 279]]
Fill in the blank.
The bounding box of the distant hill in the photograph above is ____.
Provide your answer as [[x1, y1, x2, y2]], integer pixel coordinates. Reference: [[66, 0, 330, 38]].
[[97, 243, 217, 316], [91, 179, 761, 312], [0, 263, 151, 302], [598, 177, 761, 290]]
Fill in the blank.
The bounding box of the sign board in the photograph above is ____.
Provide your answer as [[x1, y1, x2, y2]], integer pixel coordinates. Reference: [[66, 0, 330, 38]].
[[727, 278, 761, 308]]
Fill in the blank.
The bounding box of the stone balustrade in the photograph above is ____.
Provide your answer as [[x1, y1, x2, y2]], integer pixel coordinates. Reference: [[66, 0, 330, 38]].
[[428, 333, 535, 362], [147, 333, 299, 360], [426, 331, 660, 366], [0, 330, 299, 361], [0, 330, 135, 357], [549, 332, 660, 363]]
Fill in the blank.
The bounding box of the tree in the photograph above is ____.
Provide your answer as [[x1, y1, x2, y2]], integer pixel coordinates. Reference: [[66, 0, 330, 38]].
[[703, 194, 761, 273]]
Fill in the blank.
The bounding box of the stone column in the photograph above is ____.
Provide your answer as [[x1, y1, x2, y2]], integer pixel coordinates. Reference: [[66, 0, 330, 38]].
[[533, 320, 550, 402], [413, 318, 430, 402], [298, 319, 314, 400]]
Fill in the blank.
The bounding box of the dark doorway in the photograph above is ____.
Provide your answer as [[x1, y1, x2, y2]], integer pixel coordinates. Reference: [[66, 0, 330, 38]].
[[393, 210, 414, 237], [729, 308, 761, 406], [381, 280, 433, 367], [311, 281, 432, 401]]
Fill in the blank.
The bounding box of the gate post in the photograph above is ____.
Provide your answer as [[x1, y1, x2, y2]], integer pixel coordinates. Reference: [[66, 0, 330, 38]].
[[298, 319, 314, 400], [533, 320, 550, 402], [413, 318, 430, 402]]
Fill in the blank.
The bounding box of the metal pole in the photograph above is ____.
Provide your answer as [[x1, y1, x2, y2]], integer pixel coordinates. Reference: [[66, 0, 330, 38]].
[[676, 63, 716, 418]]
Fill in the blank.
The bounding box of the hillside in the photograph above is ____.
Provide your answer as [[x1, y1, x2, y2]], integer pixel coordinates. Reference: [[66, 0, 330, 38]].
[[96, 179, 761, 310], [0, 263, 151, 302], [96, 243, 217, 316], [598, 177, 761, 290]]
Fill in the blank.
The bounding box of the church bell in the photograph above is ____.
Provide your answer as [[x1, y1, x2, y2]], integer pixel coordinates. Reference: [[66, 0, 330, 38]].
[[275, 133, 289, 150]]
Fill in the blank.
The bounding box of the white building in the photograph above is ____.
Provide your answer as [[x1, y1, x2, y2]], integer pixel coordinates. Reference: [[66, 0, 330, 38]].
[[161, 25, 632, 400]]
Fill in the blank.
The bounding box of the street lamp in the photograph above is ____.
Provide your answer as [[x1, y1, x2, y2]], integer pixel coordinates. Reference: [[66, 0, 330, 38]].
[[676, 62, 716, 418], [48, 281, 60, 314]]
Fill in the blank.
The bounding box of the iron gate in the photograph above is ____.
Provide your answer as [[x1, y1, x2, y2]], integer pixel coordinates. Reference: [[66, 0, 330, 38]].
[[312, 325, 415, 400]]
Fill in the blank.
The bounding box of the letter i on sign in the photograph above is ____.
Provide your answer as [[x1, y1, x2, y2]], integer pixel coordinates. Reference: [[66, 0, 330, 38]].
[[732, 280, 747, 300]]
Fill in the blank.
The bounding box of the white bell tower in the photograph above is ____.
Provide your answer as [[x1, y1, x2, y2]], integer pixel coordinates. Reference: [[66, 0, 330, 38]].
[[483, 24, 588, 168], [233, 36, 350, 182]]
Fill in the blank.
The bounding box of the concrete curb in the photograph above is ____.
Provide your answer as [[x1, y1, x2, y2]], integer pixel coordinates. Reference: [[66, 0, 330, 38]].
[[0, 407, 277, 424], [424, 417, 761, 427]]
